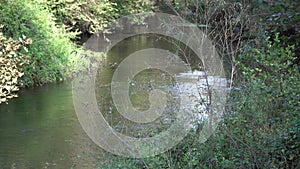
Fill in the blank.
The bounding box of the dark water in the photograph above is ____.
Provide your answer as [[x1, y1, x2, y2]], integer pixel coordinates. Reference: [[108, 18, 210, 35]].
[[0, 34, 226, 168]]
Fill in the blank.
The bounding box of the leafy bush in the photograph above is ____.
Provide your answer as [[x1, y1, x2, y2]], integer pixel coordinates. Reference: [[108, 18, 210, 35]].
[[111, 0, 156, 15], [0, 0, 77, 86], [0, 26, 32, 104], [45, 0, 119, 36], [99, 34, 300, 169], [223, 33, 300, 168], [250, 0, 300, 65], [45, 0, 156, 43]]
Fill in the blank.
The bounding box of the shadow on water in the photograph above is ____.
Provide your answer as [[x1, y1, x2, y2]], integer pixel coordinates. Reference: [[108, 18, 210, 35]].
[[0, 34, 227, 168], [0, 83, 103, 169]]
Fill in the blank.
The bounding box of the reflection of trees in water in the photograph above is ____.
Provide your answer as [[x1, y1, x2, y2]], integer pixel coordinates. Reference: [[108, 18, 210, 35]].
[[0, 83, 103, 168], [95, 34, 221, 138]]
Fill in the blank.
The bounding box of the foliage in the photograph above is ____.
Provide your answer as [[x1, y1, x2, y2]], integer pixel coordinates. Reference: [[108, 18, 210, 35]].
[[111, 0, 156, 15], [223, 33, 300, 168], [0, 27, 32, 104], [250, 0, 300, 34], [0, 0, 156, 103], [0, 0, 298, 167], [44, 0, 156, 43], [249, 0, 300, 64], [97, 1, 299, 168], [44, 0, 119, 36], [0, 0, 77, 86], [98, 34, 300, 169], [164, 0, 256, 84]]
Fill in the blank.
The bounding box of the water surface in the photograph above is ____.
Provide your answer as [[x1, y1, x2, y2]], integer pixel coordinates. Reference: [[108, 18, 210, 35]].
[[0, 34, 226, 168], [0, 83, 103, 168]]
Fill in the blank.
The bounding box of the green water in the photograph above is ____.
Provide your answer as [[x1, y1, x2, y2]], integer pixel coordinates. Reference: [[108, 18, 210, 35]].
[[0, 83, 103, 168], [0, 34, 222, 168]]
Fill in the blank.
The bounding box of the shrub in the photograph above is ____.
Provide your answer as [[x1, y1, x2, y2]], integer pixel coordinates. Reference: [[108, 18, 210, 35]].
[[0, 0, 77, 86], [100, 34, 300, 169], [250, 0, 300, 65], [223, 33, 300, 168], [0, 26, 32, 104], [45, 0, 119, 38], [45, 0, 156, 43]]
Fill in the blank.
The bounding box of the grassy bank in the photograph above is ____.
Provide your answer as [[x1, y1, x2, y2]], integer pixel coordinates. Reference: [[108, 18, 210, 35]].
[[0, 0, 156, 104]]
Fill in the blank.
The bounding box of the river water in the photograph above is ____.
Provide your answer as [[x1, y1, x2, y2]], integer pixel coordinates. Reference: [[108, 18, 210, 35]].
[[0, 82, 103, 168], [0, 34, 227, 168]]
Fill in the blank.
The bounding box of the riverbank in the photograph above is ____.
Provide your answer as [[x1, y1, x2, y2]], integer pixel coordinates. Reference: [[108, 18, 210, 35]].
[[1, 0, 299, 168]]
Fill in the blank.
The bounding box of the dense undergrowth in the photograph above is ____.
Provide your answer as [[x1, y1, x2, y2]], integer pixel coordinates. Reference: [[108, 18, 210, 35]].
[[98, 33, 300, 169], [0, 0, 78, 88], [98, 0, 300, 168]]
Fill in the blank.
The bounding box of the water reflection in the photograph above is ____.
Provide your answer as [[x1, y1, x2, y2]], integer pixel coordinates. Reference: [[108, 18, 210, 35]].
[[0, 83, 102, 169], [95, 34, 226, 138], [0, 34, 227, 168]]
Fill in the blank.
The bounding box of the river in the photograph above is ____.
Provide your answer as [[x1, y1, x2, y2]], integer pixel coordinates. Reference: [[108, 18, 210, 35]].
[[0, 34, 227, 168]]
